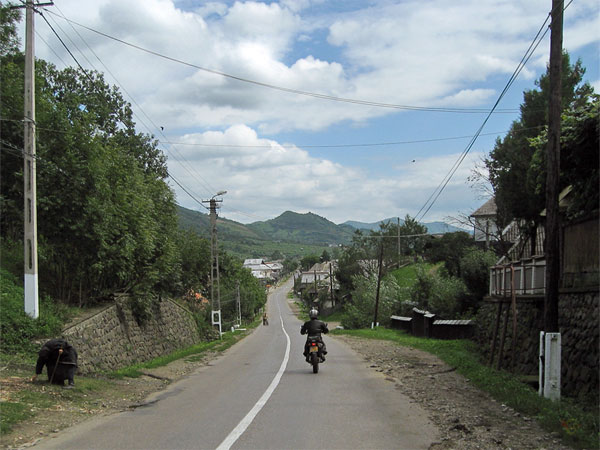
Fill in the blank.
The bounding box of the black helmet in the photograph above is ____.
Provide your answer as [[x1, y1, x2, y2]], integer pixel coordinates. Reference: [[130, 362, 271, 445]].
[[309, 308, 318, 319]]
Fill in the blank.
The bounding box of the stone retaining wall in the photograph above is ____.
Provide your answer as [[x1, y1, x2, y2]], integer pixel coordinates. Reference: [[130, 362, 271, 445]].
[[474, 289, 599, 400], [61, 296, 200, 374]]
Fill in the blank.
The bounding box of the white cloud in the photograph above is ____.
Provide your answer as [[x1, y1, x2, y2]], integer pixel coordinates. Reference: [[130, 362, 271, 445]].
[[170, 125, 483, 223], [32, 0, 598, 136], [23, 0, 597, 224]]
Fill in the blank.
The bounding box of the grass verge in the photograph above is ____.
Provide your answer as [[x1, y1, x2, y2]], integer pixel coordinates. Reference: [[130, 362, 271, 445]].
[[110, 317, 260, 378], [332, 327, 599, 450]]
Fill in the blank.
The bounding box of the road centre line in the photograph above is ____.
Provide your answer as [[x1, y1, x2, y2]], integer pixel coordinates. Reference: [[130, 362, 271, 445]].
[[216, 292, 291, 450]]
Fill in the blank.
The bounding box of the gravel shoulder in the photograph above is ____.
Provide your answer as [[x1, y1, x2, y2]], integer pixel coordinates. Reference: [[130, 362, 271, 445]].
[[333, 334, 571, 450]]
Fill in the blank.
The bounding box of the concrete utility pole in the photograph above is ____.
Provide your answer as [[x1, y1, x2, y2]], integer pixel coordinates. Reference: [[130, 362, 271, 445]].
[[23, 0, 39, 318], [236, 280, 241, 328], [397, 217, 401, 265], [14, 1, 53, 318], [545, 0, 563, 333], [203, 191, 226, 336]]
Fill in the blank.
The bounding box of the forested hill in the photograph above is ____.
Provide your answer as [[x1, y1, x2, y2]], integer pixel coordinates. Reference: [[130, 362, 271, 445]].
[[246, 211, 355, 245], [177, 208, 355, 246], [177, 207, 470, 248], [177, 206, 265, 242]]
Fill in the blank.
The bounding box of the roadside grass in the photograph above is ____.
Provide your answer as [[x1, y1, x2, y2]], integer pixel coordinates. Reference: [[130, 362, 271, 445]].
[[110, 317, 260, 378], [0, 402, 32, 435], [321, 310, 345, 322], [1, 315, 262, 437], [0, 370, 111, 436], [332, 327, 599, 450]]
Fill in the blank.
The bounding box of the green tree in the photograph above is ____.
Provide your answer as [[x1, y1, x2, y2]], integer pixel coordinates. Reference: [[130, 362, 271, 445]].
[[425, 231, 476, 277], [484, 53, 594, 254], [0, 48, 178, 304], [459, 248, 497, 313], [176, 229, 210, 296], [300, 254, 320, 271], [270, 249, 284, 260], [0, 5, 20, 56], [528, 97, 599, 220], [409, 266, 467, 318]]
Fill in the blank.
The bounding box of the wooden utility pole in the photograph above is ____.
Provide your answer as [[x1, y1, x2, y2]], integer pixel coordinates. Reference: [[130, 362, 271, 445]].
[[372, 242, 384, 328], [545, 0, 563, 332]]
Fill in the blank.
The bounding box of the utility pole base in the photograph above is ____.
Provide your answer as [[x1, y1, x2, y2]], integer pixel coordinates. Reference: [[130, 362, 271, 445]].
[[24, 273, 39, 318]]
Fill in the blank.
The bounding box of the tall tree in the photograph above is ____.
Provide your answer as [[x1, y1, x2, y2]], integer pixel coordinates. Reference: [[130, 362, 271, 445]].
[[484, 53, 594, 254]]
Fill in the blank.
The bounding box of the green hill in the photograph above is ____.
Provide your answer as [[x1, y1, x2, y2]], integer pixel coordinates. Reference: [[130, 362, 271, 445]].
[[247, 211, 355, 245], [177, 207, 334, 260]]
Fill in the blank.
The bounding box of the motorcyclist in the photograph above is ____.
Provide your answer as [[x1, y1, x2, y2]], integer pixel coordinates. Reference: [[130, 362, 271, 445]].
[[301, 308, 328, 362]]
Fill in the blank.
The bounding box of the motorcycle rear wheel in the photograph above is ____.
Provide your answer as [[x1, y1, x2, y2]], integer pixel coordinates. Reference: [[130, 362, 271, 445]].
[[311, 352, 319, 373]]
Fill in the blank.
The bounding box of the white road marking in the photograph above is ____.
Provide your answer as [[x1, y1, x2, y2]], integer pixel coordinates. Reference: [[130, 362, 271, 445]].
[[216, 294, 291, 450]]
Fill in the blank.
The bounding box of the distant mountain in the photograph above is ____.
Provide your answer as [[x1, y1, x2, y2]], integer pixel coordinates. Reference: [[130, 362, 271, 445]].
[[177, 206, 470, 260], [341, 217, 469, 234], [177, 206, 265, 242], [247, 211, 355, 245], [176, 207, 351, 259]]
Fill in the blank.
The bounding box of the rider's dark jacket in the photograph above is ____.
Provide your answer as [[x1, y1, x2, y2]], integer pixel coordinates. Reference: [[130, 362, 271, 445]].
[[301, 318, 329, 337]]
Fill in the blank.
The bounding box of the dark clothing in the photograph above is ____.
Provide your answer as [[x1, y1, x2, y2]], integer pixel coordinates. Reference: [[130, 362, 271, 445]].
[[300, 318, 329, 337], [36, 339, 78, 385], [301, 318, 329, 357]]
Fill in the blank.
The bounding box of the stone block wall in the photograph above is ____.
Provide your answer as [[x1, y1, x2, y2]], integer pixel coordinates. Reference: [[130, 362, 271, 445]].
[[559, 289, 599, 398], [474, 290, 599, 400], [61, 296, 200, 374]]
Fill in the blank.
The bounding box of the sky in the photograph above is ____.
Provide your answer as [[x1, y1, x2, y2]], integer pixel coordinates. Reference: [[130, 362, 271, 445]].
[[21, 0, 600, 225]]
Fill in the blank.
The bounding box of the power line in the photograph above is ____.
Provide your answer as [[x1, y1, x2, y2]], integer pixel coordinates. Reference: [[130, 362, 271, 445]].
[[48, 4, 217, 200], [161, 126, 546, 150], [42, 8, 521, 115], [413, 3, 561, 223], [35, 6, 211, 209]]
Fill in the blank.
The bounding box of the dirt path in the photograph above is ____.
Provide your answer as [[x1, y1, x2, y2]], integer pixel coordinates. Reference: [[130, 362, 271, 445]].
[[333, 335, 571, 450]]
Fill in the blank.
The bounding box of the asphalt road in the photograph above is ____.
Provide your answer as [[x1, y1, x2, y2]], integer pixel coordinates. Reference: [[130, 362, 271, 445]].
[[35, 278, 439, 450]]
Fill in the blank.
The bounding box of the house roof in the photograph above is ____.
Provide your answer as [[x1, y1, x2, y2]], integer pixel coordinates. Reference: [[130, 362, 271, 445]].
[[471, 198, 497, 217], [243, 259, 264, 266]]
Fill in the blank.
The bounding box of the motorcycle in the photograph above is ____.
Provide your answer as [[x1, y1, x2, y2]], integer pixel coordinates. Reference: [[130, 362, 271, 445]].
[[306, 336, 325, 373]]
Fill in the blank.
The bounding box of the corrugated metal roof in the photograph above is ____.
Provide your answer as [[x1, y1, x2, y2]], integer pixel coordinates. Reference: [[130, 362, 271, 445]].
[[433, 320, 473, 325], [390, 315, 412, 322]]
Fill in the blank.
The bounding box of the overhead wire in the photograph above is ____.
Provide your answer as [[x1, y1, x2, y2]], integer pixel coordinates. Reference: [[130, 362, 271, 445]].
[[413, 2, 567, 223], [41, 8, 520, 115], [48, 4, 217, 201], [35, 6, 210, 210], [162, 126, 546, 150]]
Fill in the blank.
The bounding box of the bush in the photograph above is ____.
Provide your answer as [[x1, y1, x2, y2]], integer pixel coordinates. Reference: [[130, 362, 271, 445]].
[[0, 269, 71, 354], [341, 275, 398, 329], [409, 265, 467, 318]]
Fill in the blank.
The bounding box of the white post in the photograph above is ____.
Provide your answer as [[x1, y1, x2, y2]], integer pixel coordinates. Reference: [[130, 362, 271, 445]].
[[538, 331, 545, 396], [543, 332, 561, 401]]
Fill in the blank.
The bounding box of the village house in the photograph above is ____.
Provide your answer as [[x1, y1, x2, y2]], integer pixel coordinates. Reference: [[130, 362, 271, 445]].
[[242, 259, 283, 282]]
